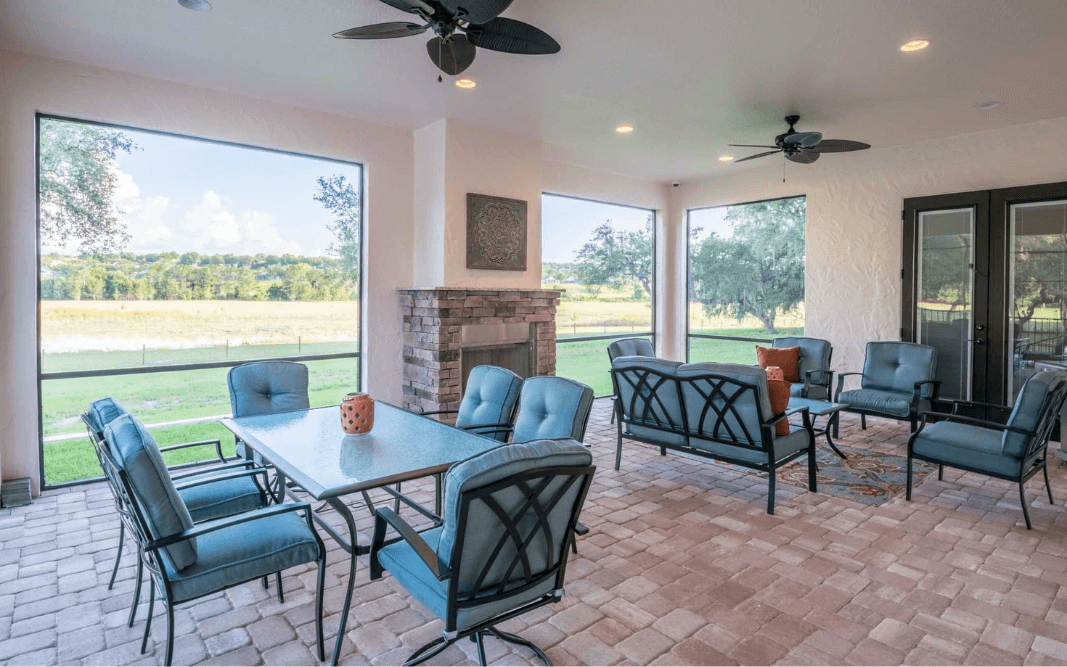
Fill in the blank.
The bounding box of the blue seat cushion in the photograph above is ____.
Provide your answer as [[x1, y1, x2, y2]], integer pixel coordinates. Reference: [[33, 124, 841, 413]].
[[790, 382, 829, 401], [87, 397, 130, 436], [912, 422, 1020, 477], [180, 474, 266, 523], [227, 361, 310, 417], [377, 527, 557, 633], [838, 388, 927, 418], [511, 377, 595, 443], [162, 510, 319, 604], [104, 415, 198, 570], [862, 342, 937, 397], [774, 337, 832, 387], [455, 366, 523, 443], [623, 424, 686, 448], [690, 425, 811, 465], [608, 338, 655, 360], [1003, 371, 1067, 457]]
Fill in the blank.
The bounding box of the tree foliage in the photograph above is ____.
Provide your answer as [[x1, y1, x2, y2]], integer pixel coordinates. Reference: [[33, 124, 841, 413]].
[[39, 120, 137, 253], [574, 214, 654, 296], [689, 197, 806, 334], [314, 174, 360, 282]]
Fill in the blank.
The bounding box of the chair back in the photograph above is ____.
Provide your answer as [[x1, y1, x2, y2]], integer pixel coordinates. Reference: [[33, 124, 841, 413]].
[[610, 356, 685, 433], [510, 376, 595, 443], [85, 397, 130, 440], [455, 366, 523, 442], [677, 363, 776, 450], [861, 342, 938, 397], [1004, 371, 1067, 460], [773, 337, 832, 385], [607, 338, 655, 361], [436, 439, 594, 630], [227, 361, 311, 418]]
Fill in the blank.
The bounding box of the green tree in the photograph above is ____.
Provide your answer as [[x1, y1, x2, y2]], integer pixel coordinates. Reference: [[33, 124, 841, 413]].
[[39, 120, 137, 253], [690, 198, 805, 334], [573, 215, 654, 296], [313, 175, 360, 282]]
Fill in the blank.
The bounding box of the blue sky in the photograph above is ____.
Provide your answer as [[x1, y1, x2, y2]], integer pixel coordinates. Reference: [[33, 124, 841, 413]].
[[541, 194, 653, 263]]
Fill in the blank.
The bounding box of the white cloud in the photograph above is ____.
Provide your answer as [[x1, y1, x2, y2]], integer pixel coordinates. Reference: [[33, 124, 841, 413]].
[[184, 190, 301, 255], [113, 168, 140, 201]]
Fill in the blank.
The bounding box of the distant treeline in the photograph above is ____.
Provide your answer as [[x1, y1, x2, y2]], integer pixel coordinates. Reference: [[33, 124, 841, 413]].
[[40, 252, 358, 302]]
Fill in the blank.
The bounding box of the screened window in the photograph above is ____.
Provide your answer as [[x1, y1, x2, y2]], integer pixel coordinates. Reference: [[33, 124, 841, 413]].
[[687, 196, 805, 362], [541, 193, 654, 395], [37, 116, 362, 486]]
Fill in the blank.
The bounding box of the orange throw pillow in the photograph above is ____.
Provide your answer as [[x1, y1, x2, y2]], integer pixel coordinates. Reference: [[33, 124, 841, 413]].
[[766, 379, 792, 436], [756, 346, 801, 383]]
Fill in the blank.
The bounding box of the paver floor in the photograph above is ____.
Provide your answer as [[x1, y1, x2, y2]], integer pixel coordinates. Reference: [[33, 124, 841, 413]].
[[3, 399, 1067, 665]]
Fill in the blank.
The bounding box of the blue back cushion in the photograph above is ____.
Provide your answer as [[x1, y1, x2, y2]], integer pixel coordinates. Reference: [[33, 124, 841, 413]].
[[611, 356, 684, 430], [436, 439, 592, 582], [774, 337, 832, 385], [227, 361, 311, 418], [608, 338, 655, 361], [861, 342, 937, 397], [511, 376, 595, 443], [104, 414, 198, 570], [87, 397, 130, 437], [456, 366, 523, 442], [1004, 371, 1067, 458], [678, 363, 774, 445]]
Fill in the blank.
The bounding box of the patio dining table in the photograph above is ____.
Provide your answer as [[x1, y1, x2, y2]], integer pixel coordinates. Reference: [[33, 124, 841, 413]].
[[221, 402, 503, 665]]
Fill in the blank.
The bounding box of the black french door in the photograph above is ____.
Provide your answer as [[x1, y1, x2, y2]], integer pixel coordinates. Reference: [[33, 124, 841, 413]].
[[903, 181, 1067, 409]]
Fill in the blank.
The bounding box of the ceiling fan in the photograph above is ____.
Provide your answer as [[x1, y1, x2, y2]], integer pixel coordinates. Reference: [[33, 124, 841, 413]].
[[730, 115, 871, 163], [334, 0, 560, 80]]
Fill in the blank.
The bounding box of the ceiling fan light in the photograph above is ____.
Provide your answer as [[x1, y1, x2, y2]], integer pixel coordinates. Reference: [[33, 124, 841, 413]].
[[177, 0, 212, 10], [615, 124, 634, 135], [975, 101, 999, 110], [455, 78, 477, 89], [718, 155, 734, 162], [900, 39, 930, 52]]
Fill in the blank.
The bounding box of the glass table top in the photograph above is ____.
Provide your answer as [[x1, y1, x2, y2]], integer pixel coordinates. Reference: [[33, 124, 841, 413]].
[[786, 397, 849, 416], [222, 402, 503, 499]]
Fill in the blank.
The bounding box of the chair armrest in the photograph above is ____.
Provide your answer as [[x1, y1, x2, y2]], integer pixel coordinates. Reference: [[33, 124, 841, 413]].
[[369, 507, 450, 582], [912, 379, 941, 406], [170, 460, 253, 481], [159, 438, 226, 463], [950, 399, 1011, 415], [145, 502, 312, 551], [937, 413, 1036, 436], [419, 409, 459, 417], [835, 372, 865, 400], [466, 424, 513, 438], [173, 467, 269, 491]]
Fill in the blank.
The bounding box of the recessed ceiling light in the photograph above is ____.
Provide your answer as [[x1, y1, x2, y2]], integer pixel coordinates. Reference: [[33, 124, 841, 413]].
[[975, 101, 1000, 110], [718, 155, 735, 162], [455, 78, 477, 89], [177, 0, 211, 10], [615, 124, 634, 135], [900, 39, 930, 52]]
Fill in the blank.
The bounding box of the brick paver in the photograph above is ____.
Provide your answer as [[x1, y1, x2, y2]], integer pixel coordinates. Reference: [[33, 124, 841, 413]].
[[2, 401, 1067, 665]]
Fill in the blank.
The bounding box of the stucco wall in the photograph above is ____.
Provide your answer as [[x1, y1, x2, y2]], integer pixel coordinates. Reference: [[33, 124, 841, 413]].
[[0, 49, 416, 493], [668, 116, 1067, 374]]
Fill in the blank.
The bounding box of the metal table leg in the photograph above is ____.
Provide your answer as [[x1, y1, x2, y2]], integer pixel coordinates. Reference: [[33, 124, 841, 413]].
[[824, 412, 848, 459], [320, 497, 358, 667]]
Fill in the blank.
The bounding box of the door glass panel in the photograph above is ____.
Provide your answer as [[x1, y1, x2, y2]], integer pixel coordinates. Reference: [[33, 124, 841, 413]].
[[917, 209, 974, 400], [1009, 199, 1067, 403]]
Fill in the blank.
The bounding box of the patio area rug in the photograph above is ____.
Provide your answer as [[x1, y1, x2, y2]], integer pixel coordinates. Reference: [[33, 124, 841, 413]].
[[749, 445, 938, 507]]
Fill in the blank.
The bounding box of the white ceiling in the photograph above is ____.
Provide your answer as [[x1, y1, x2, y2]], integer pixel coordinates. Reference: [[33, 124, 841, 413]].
[[2, 0, 1066, 181]]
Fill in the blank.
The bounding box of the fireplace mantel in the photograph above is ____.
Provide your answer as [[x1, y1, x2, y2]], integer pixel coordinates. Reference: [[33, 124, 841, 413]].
[[398, 287, 561, 418]]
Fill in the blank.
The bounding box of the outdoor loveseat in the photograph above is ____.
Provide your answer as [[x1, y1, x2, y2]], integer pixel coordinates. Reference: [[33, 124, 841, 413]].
[[610, 356, 817, 514]]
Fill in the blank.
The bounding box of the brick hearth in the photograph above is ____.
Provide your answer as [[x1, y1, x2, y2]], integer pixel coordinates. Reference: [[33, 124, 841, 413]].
[[398, 287, 561, 417]]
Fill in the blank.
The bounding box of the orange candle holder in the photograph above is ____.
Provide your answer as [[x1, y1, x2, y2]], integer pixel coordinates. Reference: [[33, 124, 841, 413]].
[[765, 366, 785, 382], [340, 393, 374, 434]]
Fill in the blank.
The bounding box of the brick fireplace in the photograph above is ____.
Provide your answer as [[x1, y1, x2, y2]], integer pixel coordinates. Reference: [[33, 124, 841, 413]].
[[398, 287, 561, 419]]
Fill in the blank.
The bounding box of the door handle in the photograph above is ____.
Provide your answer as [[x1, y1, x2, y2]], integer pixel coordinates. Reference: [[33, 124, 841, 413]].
[[969, 339, 985, 345]]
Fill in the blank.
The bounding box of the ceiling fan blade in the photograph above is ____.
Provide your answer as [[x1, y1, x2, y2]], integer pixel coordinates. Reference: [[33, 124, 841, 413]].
[[377, 0, 435, 15], [438, 0, 512, 24], [465, 17, 560, 54], [334, 22, 427, 39], [782, 131, 823, 148], [734, 150, 781, 163], [728, 144, 780, 149], [786, 150, 820, 164], [812, 139, 872, 153], [427, 34, 477, 75]]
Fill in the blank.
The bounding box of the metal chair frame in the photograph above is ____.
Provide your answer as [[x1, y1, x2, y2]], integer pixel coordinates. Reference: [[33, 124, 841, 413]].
[[95, 441, 327, 666], [906, 377, 1067, 529], [611, 366, 817, 515], [771, 337, 835, 399], [369, 463, 595, 666]]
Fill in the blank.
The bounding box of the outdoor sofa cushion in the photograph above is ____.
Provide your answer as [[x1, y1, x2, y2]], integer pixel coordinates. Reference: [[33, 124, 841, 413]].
[[836, 388, 930, 418], [608, 338, 655, 360], [511, 376, 595, 443]]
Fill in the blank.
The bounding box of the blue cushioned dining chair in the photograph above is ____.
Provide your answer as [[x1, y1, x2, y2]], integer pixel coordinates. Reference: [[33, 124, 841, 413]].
[[510, 376, 595, 443], [100, 414, 327, 666], [227, 361, 311, 462], [835, 341, 940, 435], [773, 336, 834, 400], [369, 439, 595, 666], [82, 398, 272, 628], [420, 365, 523, 442], [907, 370, 1067, 529]]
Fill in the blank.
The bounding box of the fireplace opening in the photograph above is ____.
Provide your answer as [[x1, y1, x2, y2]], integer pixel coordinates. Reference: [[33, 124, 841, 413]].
[[460, 322, 536, 392]]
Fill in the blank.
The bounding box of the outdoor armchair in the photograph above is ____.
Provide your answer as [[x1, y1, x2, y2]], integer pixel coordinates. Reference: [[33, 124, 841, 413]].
[[773, 336, 834, 400], [835, 341, 940, 434], [369, 439, 595, 666], [907, 370, 1067, 529], [99, 414, 327, 666]]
